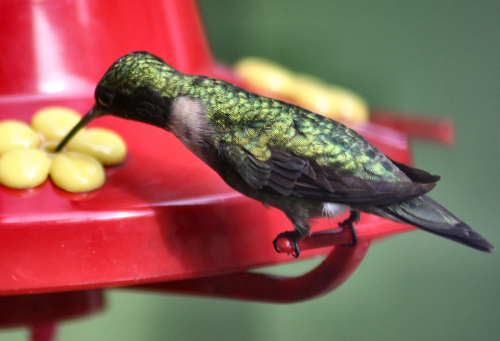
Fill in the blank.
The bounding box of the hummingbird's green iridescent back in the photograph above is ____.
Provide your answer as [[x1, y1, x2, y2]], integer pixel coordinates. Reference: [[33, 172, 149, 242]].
[[186, 76, 403, 182]]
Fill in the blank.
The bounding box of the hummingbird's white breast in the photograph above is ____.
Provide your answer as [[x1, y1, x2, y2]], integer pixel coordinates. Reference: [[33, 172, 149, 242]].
[[169, 96, 214, 164]]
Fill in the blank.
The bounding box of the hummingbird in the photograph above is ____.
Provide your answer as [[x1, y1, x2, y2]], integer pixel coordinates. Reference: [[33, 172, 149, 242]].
[[56, 51, 493, 257]]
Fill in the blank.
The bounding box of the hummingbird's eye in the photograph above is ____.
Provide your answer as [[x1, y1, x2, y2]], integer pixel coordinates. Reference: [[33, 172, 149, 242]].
[[98, 92, 113, 107]]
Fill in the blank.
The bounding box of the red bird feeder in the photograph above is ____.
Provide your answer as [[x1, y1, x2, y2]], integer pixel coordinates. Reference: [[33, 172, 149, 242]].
[[0, 0, 453, 340]]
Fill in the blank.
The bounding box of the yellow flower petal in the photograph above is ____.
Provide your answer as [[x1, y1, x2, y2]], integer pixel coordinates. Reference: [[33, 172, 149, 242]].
[[234, 58, 370, 122], [50, 152, 105, 192], [0, 149, 50, 189], [234, 57, 297, 98], [0, 120, 41, 156], [67, 128, 127, 166], [293, 75, 369, 121], [31, 106, 82, 141]]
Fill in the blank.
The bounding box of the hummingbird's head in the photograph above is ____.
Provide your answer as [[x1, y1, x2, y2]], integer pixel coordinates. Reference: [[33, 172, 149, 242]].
[[55, 52, 178, 152], [93, 51, 180, 126]]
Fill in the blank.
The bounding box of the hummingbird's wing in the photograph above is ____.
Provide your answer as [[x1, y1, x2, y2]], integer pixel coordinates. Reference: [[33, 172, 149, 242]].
[[210, 85, 438, 205], [220, 143, 436, 206]]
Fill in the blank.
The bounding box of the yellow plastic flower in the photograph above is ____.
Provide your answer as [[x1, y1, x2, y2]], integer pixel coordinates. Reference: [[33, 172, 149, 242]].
[[234, 57, 369, 122], [0, 106, 127, 192]]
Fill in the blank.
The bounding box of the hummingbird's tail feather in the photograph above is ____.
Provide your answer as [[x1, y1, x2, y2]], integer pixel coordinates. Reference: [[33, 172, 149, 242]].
[[380, 195, 494, 253]]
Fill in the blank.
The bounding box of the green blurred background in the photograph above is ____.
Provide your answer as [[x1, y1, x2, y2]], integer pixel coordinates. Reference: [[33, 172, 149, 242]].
[[3, 0, 499, 340]]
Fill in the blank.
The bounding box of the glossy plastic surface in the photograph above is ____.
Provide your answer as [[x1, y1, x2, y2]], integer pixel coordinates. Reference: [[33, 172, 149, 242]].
[[371, 110, 455, 145], [0, 0, 233, 97]]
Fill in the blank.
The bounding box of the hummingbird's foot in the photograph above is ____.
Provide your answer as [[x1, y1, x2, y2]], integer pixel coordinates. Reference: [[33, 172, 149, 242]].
[[339, 210, 360, 247], [273, 231, 301, 258]]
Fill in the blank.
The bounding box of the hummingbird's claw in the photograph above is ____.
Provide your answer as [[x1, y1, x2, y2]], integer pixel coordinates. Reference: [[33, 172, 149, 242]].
[[273, 231, 301, 258], [339, 210, 360, 247]]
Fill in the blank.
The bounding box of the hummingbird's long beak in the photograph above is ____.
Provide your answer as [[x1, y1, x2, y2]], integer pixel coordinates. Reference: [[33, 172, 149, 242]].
[[55, 107, 103, 152]]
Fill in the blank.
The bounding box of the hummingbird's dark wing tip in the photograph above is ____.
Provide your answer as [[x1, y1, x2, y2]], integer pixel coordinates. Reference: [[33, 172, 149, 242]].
[[422, 182, 437, 192], [381, 195, 494, 253], [389, 157, 441, 183], [451, 221, 494, 253]]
